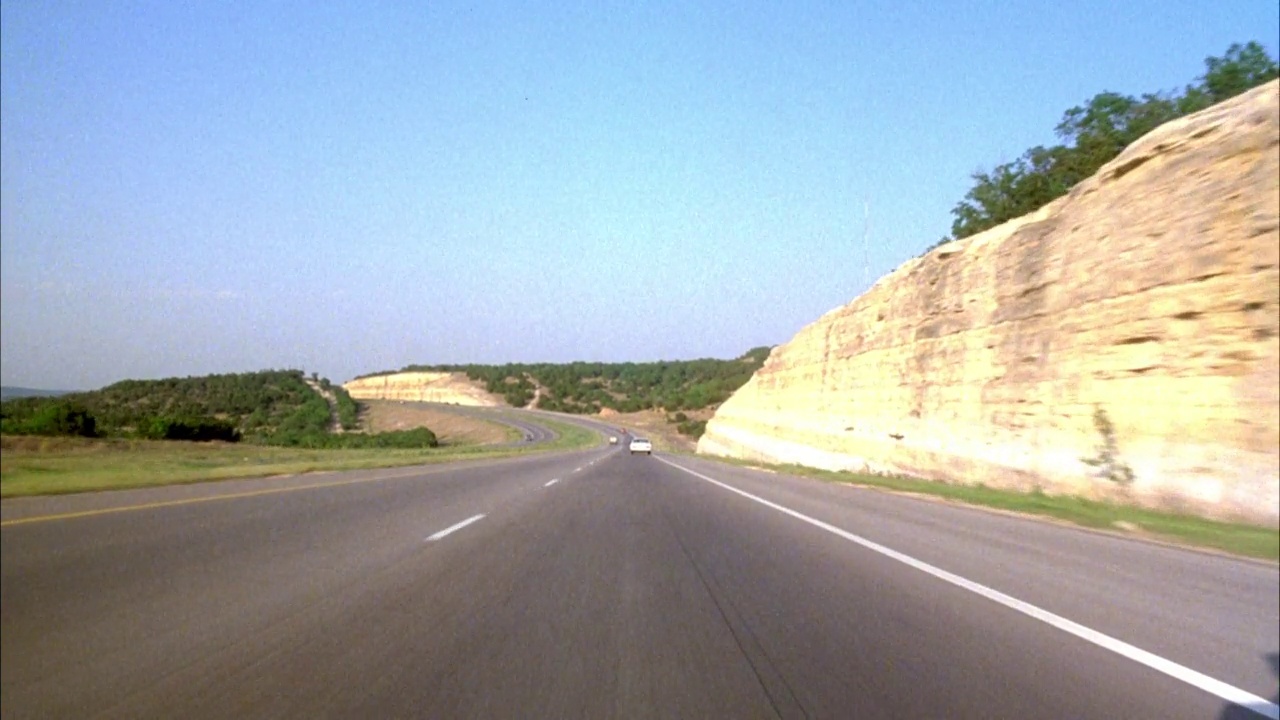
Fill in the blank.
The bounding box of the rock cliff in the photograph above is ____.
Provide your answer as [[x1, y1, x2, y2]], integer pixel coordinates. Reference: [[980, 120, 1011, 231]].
[[343, 372, 503, 406], [698, 80, 1280, 526]]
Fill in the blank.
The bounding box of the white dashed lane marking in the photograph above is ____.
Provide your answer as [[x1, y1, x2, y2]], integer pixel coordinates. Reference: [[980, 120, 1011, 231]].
[[425, 514, 486, 542]]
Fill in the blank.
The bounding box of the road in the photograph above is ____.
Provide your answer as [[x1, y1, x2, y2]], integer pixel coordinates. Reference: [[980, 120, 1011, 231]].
[[2, 441, 1276, 719]]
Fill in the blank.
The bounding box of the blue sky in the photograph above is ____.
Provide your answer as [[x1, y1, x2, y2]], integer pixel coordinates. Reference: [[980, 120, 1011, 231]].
[[2, 1, 1277, 390]]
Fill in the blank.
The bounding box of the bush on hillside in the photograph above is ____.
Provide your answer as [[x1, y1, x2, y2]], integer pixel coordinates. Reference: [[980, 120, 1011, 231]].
[[676, 419, 707, 439]]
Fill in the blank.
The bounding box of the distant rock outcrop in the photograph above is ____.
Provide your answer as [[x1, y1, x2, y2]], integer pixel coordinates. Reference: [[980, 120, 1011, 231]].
[[343, 372, 503, 406], [698, 80, 1280, 526]]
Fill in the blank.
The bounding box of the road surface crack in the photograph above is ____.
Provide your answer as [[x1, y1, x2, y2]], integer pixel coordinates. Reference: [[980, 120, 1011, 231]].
[[660, 503, 809, 720]]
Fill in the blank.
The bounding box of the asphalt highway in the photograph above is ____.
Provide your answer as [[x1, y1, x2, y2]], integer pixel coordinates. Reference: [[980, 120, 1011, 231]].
[[2, 443, 1276, 719]]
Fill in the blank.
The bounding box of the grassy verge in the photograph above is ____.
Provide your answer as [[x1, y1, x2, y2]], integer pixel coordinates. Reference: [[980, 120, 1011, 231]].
[[703, 456, 1279, 562], [518, 415, 598, 451], [437, 422, 522, 446], [0, 421, 598, 497]]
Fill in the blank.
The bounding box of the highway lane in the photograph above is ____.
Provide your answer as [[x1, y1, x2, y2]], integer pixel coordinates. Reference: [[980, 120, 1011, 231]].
[[662, 454, 1280, 704], [2, 446, 1276, 719]]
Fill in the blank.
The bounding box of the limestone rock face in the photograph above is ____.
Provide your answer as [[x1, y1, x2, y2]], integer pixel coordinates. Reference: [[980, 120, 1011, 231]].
[[698, 80, 1280, 526], [343, 372, 503, 406]]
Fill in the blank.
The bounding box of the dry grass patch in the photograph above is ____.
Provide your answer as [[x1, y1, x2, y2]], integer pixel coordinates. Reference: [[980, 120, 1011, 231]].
[[358, 400, 516, 445]]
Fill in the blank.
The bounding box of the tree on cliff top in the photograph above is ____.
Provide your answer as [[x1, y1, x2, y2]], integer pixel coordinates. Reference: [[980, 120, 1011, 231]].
[[941, 41, 1279, 245]]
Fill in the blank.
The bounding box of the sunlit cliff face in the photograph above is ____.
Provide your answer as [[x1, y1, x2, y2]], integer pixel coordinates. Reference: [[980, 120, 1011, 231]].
[[700, 80, 1280, 527], [343, 372, 504, 407]]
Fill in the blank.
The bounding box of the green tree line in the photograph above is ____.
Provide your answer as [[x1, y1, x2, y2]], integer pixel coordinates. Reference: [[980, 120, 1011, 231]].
[[358, 346, 774, 416], [936, 41, 1278, 248]]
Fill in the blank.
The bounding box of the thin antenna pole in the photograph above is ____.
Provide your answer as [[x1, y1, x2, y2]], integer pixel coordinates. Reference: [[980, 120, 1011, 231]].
[[862, 199, 871, 294]]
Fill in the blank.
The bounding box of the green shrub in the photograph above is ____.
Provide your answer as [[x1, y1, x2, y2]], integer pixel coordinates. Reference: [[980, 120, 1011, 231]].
[[676, 419, 707, 439], [333, 386, 360, 430], [1081, 406, 1135, 486], [264, 427, 437, 449], [5, 402, 99, 438]]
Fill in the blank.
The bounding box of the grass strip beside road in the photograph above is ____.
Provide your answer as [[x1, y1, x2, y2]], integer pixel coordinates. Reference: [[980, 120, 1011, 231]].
[[524, 415, 597, 451], [704, 457, 1279, 562], [0, 420, 598, 498]]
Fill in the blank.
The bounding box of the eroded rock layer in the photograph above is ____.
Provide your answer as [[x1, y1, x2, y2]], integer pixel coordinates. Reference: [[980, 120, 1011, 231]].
[[343, 372, 502, 406]]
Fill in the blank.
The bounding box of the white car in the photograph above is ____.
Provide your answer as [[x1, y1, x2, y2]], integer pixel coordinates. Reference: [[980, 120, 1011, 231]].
[[609, 436, 618, 445], [629, 438, 652, 455]]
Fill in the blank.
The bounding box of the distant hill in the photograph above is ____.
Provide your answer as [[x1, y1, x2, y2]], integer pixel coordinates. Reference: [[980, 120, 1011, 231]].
[[353, 347, 776, 437], [0, 386, 71, 401], [0, 370, 444, 449], [0, 370, 358, 443]]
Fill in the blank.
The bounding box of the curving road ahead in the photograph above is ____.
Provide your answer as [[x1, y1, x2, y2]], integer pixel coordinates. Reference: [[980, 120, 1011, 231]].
[[2, 445, 1276, 719], [395, 402, 564, 446], [404, 402, 634, 448]]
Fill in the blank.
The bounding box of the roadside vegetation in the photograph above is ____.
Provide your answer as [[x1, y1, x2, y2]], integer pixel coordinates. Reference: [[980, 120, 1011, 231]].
[[933, 41, 1278, 249], [704, 456, 1279, 561], [314, 374, 360, 430], [0, 416, 595, 497], [666, 412, 707, 439], [0, 370, 436, 449], [354, 346, 773, 439]]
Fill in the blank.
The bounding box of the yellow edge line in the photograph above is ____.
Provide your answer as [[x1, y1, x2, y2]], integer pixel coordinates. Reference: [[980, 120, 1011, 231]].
[[0, 464, 468, 528]]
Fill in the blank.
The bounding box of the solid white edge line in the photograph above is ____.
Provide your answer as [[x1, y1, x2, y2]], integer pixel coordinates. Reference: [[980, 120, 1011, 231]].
[[545, 478, 560, 487], [656, 456, 1279, 719], [425, 514, 486, 542]]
